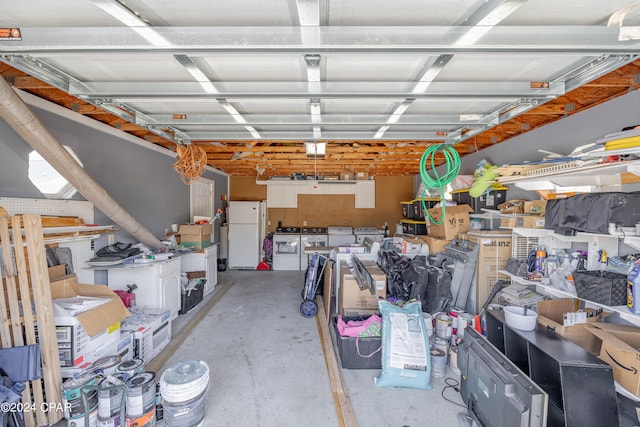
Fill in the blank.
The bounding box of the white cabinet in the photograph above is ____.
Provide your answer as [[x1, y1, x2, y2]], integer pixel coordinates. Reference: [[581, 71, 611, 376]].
[[180, 244, 218, 296], [266, 180, 375, 208], [355, 181, 375, 208], [107, 257, 181, 320]]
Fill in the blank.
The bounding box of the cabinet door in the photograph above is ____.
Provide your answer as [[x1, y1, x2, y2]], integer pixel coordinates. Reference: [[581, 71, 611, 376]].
[[161, 271, 181, 320], [205, 245, 218, 296]]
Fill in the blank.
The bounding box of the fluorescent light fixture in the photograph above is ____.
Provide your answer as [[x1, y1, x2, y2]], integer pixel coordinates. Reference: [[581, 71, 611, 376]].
[[305, 141, 326, 157], [219, 101, 247, 124], [454, 0, 525, 46], [245, 126, 261, 139], [310, 101, 321, 123], [374, 125, 390, 139], [374, 98, 414, 138], [91, 0, 169, 46], [174, 55, 218, 94], [412, 54, 453, 94]]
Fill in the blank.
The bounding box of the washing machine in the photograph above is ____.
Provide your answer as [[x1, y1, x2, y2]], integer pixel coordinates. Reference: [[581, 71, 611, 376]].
[[354, 227, 384, 244], [327, 226, 356, 247], [300, 227, 328, 270], [272, 227, 301, 270]]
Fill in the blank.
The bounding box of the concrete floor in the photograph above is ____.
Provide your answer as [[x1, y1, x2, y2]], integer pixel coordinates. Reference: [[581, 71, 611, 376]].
[[159, 269, 467, 427], [52, 269, 467, 426]]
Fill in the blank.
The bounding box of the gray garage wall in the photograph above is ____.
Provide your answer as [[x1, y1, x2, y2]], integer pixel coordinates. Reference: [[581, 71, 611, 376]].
[[0, 90, 228, 248]]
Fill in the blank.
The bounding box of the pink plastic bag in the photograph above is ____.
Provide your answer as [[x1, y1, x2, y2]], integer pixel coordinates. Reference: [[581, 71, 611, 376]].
[[336, 314, 382, 338]]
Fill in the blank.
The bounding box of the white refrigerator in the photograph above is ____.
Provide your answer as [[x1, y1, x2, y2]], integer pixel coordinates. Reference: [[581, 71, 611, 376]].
[[228, 201, 266, 269]]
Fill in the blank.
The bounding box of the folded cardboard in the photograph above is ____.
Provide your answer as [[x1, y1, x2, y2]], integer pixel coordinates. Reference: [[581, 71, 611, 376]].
[[339, 264, 386, 316], [536, 298, 604, 355], [587, 322, 640, 397], [426, 204, 473, 240], [51, 276, 131, 337]]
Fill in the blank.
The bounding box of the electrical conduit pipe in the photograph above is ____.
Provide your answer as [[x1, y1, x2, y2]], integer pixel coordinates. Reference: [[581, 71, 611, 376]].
[[0, 77, 163, 251]]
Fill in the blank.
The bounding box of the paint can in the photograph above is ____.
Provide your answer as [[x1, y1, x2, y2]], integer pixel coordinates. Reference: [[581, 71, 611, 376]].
[[449, 307, 464, 335], [62, 373, 98, 422], [432, 337, 449, 355], [126, 372, 157, 418], [66, 407, 98, 427], [422, 312, 433, 338], [97, 413, 123, 427], [98, 373, 127, 419], [160, 360, 210, 427], [456, 313, 475, 339], [449, 346, 461, 376], [116, 358, 145, 378], [90, 355, 121, 377], [125, 406, 156, 427], [430, 348, 447, 379], [434, 313, 453, 340]]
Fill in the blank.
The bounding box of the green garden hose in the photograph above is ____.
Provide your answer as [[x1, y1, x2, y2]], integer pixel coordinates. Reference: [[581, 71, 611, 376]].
[[419, 144, 461, 225]]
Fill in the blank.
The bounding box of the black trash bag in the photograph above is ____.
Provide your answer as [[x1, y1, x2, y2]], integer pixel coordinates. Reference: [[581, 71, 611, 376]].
[[423, 265, 453, 314], [94, 242, 142, 260], [379, 252, 414, 300]]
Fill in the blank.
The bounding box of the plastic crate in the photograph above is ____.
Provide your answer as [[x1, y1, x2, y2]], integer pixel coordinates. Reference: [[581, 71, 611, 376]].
[[450, 187, 508, 213], [412, 198, 440, 220], [179, 281, 206, 315], [401, 219, 427, 235], [333, 316, 382, 369]]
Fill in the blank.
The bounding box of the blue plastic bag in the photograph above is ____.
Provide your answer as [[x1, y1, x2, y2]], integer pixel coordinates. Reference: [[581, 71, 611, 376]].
[[375, 300, 432, 390]]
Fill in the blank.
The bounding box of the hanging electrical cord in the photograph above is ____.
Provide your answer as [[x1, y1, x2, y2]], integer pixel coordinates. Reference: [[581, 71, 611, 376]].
[[419, 144, 461, 225], [173, 143, 208, 185]]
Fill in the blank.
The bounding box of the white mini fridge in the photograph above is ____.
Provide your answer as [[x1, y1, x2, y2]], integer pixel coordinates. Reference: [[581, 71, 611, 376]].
[[228, 201, 266, 269]]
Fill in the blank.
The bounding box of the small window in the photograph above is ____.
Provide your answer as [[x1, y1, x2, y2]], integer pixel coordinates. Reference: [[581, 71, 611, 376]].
[[28, 147, 82, 199]]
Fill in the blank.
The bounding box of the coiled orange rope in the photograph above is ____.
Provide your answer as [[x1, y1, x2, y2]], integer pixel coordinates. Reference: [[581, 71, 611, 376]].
[[173, 144, 208, 185]]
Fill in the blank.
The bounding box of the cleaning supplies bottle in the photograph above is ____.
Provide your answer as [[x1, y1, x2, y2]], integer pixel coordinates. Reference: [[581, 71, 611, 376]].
[[544, 249, 559, 277], [628, 261, 640, 314], [535, 247, 547, 274]]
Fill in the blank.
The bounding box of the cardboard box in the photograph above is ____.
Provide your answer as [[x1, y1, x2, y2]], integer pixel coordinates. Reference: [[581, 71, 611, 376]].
[[60, 331, 133, 379], [340, 172, 353, 181], [587, 323, 640, 397], [51, 277, 131, 367], [339, 265, 386, 316], [48, 264, 67, 281], [536, 298, 604, 355], [426, 204, 473, 240], [178, 223, 213, 237], [499, 215, 545, 229], [418, 235, 451, 254], [355, 171, 369, 180], [179, 224, 213, 248], [401, 237, 429, 254], [524, 200, 547, 215], [464, 230, 512, 313], [333, 316, 382, 369], [51, 277, 131, 336], [122, 309, 172, 363]]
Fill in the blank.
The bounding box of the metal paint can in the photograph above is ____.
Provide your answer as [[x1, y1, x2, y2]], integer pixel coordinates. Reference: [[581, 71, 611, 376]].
[[90, 355, 121, 377], [97, 414, 123, 427], [422, 312, 433, 337], [432, 337, 449, 355], [98, 373, 127, 419], [434, 313, 453, 340], [62, 373, 97, 421], [449, 307, 464, 335], [456, 312, 475, 339], [116, 358, 145, 378], [430, 348, 447, 379], [125, 406, 156, 427], [126, 372, 157, 418]]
